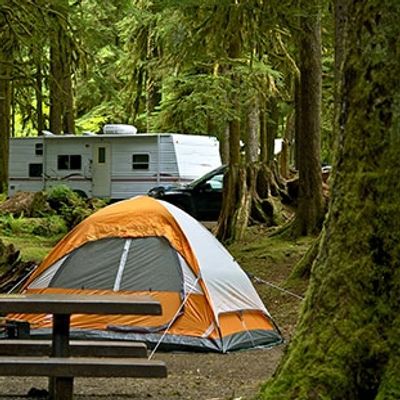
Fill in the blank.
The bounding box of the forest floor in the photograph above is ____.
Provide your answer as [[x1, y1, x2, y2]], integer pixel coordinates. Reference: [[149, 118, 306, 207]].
[[0, 225, 313, 400]]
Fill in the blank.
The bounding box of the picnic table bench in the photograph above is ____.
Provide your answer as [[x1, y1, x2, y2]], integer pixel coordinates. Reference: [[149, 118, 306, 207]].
[[0, 338, 148, 357], [0, 293, 167, 400]]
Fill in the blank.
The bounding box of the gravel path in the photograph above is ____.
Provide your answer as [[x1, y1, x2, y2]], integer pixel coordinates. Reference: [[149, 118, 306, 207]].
[[0, 345, 284, 400]]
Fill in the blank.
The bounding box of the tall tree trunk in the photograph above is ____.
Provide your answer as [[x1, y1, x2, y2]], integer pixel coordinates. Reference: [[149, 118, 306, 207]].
[[232, 98, 260, 240], [62, 38, 75, 134], [220, 125, 230, 164], [49, 1, 74, 135], [293, 75, 301, 170], [0, 46, 11, 193], [215, 29, 242, 242], [259, 1, 400, 399], [246, 98, 260, 164], [281, 110, 295, 179], [260, 102, 268, 163], [266, 98, 279, 165], [291, 1, 324, 237], [334, 0, 348, 135], [35, 64, 45, 135], [49, 29, 63, 135]]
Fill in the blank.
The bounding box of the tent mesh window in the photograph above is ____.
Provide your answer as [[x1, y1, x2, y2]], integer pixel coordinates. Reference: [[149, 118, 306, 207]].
[[49, 237, 183, 292]]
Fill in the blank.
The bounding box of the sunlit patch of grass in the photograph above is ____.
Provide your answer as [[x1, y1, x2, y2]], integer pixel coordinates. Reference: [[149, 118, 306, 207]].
[[228, 227, 313, 276], [0, 233, 62, 263]]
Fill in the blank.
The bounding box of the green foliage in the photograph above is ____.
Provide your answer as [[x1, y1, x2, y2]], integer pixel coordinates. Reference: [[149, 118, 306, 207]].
[[0, 214, 33, 235], [74, 0, 132, 131], [31, 215, 68, 237], [46, 184, 106, 229], [152, 73, 234, 135], [46, 185, 87, 228], [0, 234, 59, 263], [0, 214, 67, 237]]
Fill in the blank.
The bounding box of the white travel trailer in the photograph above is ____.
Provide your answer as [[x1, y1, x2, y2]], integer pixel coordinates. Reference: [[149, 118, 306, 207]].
[[8, 126, 221, 200]]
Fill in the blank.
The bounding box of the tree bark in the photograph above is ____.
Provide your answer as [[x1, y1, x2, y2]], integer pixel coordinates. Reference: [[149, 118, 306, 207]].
[[0, 41, 12, 193], [49, 1, 75, 135], [215, 23, 242, 242], [220, 125, 230, 164], [0, 52, 11, 193], [62, 37, 75, 134], [215, 96, 242, 241], [49, 30, 63, 135], [259, 1, 400, 399], [291, 1, 324, 237], [293, 74, 301, 170], [35, 64, 45, 135], [266, 98, 279, 165], [334, 0, 348, 131]]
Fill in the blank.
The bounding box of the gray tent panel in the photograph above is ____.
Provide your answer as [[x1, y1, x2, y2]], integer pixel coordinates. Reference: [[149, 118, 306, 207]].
[[121, 237, 183, 292], [49, 237, 183, 292], [50, 238, 124, 289]]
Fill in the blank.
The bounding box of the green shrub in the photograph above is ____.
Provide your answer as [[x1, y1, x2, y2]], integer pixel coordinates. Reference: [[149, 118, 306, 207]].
[[47, 185, 82, 212], [0, 193, 7, 204], [0, 214, 68, 237], [46, 184, 106, 228], [0, 214, 34, 235], [31, 215, 68, 237]]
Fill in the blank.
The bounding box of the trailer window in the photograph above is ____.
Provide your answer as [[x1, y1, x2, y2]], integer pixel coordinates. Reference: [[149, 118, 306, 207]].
[[58, 155, 82, 170], [132, 154, 149, 170], [29, 163, 43, 177], [98, 147, 106, 164], [35, 143, 43, 156]]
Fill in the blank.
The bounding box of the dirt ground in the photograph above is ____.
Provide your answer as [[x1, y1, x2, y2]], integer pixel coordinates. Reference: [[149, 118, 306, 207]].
[[0, 345, 284, 399]]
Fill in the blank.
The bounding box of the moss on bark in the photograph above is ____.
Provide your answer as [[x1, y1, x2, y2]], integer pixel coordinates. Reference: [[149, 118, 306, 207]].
[[258, 1, 400, 399]]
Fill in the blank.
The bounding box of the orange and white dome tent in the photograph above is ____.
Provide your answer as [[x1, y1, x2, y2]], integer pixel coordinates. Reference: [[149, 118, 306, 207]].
[[13, 196, 282, 352]]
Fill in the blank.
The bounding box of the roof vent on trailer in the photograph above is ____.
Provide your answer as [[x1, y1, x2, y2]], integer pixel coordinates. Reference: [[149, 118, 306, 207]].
[[102, 124, 138, 135]]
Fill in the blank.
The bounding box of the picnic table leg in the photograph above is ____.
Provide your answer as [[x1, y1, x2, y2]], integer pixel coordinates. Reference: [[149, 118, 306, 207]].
[[49, 313, 74, 400]]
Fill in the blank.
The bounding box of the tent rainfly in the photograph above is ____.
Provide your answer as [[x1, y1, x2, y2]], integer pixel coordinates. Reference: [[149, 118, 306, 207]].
[[11, 196, 282, 352]]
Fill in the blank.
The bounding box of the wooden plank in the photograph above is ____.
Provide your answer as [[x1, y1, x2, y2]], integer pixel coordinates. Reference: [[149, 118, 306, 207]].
[[0, 293, 162, 315], [51, 376, 73, 400], [0, 339, 148, 358], [0, 356, 167, 378]]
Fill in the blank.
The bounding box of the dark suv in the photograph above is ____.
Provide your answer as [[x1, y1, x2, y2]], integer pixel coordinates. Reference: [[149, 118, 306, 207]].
[[147, 165, 227, 220]]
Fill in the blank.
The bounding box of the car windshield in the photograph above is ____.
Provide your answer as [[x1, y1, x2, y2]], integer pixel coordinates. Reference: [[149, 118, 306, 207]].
[[187, 165, 227, 189]]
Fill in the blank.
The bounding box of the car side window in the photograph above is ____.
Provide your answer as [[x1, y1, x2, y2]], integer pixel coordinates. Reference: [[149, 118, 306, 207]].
[[206, 173, 223, 190]]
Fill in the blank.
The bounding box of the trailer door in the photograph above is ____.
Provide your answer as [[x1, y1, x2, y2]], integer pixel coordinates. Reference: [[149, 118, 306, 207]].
[[92, 143, 111, 197]]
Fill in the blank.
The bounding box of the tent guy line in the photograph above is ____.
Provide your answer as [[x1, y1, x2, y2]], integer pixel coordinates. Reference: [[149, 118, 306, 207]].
[[148, 276, 200, 360], [252, 275, 304, 301]]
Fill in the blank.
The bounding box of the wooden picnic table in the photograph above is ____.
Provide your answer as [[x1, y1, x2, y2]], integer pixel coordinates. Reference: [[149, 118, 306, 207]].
[[0, 293, 165, 400]]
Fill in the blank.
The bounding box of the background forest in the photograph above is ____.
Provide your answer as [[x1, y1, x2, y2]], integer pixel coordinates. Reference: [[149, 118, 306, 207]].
[[0, 0, 333, 141], [0, 0, 333, 242], [2, 1, 399, 399]]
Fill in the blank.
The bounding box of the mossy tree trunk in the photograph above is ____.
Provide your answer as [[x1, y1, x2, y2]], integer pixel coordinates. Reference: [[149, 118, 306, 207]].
[[35, 63, 45, 135], [232, 97, 260, 240], [220, 125, 230, 164], [290, 0, 324, 237], [259, 1, 400, 399], [49, 0, 75, 135], [215, 81, 242, 241], [49, 35, 63, 135], [61, 37, 75, 135], [215, 18, 243, 242], [0, 23, 12, 193]]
